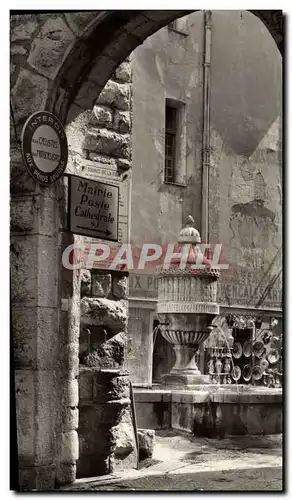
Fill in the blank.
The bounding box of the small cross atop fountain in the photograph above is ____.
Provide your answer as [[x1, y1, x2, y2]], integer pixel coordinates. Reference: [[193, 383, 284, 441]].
[[157, 216, 220, 386]]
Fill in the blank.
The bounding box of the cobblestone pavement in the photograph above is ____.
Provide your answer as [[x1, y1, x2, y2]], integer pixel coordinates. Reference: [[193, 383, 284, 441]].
[[87, 466, 283, 491], [62, 431, 282, 492]]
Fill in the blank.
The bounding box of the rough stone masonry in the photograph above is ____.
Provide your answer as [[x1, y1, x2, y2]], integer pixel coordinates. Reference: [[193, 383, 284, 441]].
[[10, 11, 135, 490], [66, 50, 137, 479], [78, 269, 138, 478]]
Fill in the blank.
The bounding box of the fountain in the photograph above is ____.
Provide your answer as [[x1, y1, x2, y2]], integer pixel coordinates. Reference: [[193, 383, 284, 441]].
[[157, 216, 219, 386], [133, 216, 282, 438]]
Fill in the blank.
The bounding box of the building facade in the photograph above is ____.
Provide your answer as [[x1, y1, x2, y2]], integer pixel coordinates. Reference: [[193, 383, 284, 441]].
[[126, 11, 282, 386]]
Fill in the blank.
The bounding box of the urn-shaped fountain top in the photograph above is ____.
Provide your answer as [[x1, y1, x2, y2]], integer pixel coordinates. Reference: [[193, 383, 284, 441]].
[[177, 215, 201, 244], [157, 215, 220, 313], [158, 215, 219, 276]]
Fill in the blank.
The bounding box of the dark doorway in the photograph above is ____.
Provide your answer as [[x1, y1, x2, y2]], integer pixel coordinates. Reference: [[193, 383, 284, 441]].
[[152, 319, 176, 383]]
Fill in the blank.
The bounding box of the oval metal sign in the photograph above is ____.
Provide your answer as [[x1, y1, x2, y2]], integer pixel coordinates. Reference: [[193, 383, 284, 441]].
[[21, 111, 68, 186]]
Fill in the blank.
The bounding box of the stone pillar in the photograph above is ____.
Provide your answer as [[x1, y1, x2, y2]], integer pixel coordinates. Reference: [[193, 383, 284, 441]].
[[11, 140, 62, 489], [10, 15, 82, 488], [127, 303, 155, 386], [62, 56, 135, 479], [78, 269, 137, 477], [78, 367, 131, 477], [55, 231, 81, 486]]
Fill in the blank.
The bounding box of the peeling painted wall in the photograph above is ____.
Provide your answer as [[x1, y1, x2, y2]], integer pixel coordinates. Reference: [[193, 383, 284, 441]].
[[130, 11, 205, 245], [209, 10, 282, 309]]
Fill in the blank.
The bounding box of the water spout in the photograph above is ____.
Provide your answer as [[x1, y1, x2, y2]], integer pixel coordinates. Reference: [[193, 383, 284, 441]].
[[152, 324, 161, 354]]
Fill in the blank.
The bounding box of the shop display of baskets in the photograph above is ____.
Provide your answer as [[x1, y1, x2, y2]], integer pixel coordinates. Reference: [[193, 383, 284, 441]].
[[252, 341, 265, 358], [243, 340, 252, 358], [267, 348, 280, 365], [228, 328, 282, 387], [204, 320, 282, 387], [242, 364, 252, 382], [259, 358, 269, 372], [232, 365, 241, 381], [252, 365, 263, 381], [233, 342, 242, 359]]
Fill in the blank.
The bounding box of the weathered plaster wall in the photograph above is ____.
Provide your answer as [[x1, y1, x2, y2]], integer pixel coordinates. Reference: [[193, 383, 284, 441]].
[[131, 11, 205, 245], [209, 10, 282, 309]]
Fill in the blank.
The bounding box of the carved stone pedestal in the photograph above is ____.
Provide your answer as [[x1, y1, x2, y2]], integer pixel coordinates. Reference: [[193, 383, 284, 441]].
[[162, 344, 211, 386]]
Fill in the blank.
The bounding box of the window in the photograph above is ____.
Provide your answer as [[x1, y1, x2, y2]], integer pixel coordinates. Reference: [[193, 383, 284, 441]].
[[164, 105, 177, 183], [164, 99, 187, 186]]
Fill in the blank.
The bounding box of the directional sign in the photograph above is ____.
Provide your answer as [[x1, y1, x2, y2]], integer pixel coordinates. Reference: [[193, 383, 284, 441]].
[[68, 175, 119, 242], [21, 111, 68, 185], [80, 160, 130, 243]]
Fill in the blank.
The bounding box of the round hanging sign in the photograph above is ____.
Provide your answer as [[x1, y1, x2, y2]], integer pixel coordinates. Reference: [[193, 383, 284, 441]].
[[21, 111, 68, 186]]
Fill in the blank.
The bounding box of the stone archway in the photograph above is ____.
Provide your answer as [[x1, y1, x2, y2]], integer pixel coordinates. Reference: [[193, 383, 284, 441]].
[[11, 10, 283, 125], [10, 10, 283, 491]]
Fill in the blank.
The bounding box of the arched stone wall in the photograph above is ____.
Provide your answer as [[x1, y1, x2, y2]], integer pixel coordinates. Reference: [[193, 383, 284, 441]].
[[11, 11, 283, 128], [10, 10, 283, 491]]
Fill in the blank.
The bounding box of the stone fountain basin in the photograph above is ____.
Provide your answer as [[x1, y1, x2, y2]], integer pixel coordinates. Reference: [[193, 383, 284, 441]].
[[133, 385, 282, 438], [159, 313, 217, 334], [158, 313, 216, 347]]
